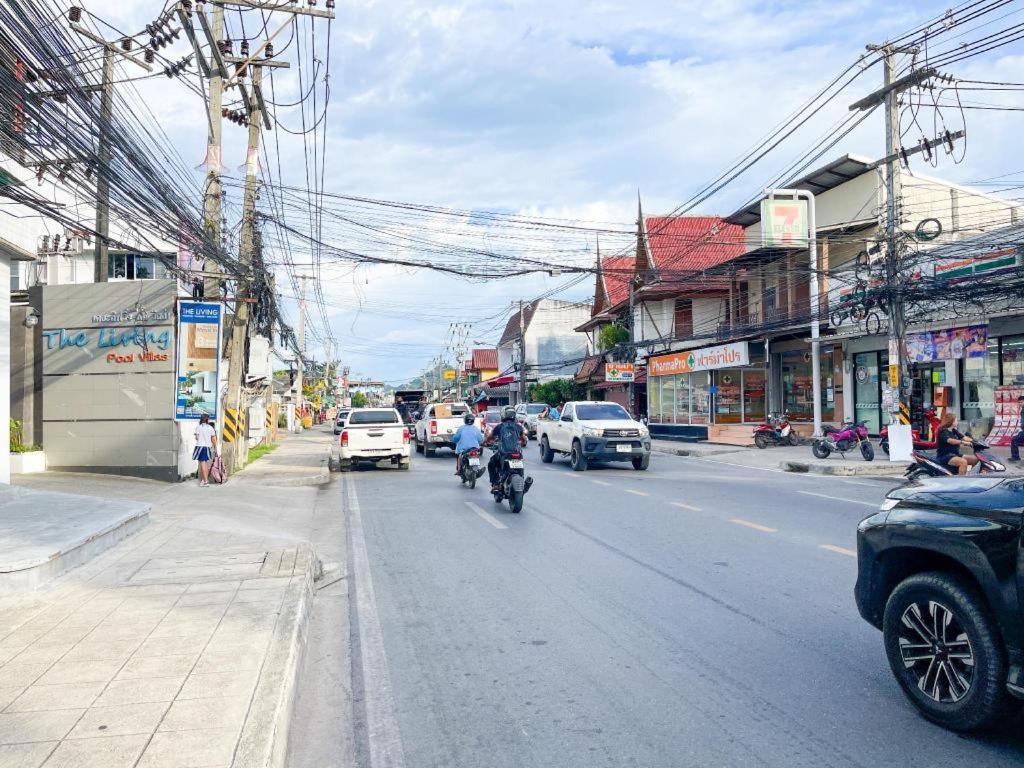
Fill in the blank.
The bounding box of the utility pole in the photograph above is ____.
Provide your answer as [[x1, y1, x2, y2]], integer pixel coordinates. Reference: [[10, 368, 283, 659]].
[[627, 277, 636, 416], [295, 274, 313, 424], [222, 65, 263, 472], [202, 2, 224, 298], [518, 301, 528, 403], [68, 24, 152, 282]]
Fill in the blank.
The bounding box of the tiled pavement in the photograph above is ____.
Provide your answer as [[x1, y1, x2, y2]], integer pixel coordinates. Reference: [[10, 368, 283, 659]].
[[0, 434, 324, 768]]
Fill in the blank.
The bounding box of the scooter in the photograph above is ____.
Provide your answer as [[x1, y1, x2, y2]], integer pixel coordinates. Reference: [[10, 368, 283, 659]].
[[880, 407, 940, 455], [490, 447, 533, 513], [753, 413, 797, 449], [812, 420, 875, 461], [458, 448, 486, 489], [905, 438, 1006, 481]]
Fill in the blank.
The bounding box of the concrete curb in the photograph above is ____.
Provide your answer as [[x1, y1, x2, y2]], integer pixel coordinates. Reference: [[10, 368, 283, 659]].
[[232, 545, 317, 768], [652, 445, 746, 458], [780, 460, 908, 477]]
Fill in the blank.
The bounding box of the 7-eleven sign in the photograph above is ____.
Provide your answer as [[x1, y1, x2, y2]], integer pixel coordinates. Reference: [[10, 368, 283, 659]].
[[761, 198, 808, 248]]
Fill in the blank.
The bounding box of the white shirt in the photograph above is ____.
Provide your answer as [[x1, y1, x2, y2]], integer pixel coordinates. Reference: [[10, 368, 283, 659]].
[[195, 423, 216, 449]]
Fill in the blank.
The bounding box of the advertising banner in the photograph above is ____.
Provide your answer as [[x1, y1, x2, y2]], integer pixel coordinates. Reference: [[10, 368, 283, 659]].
[[175, 302, 222, 421], [604, 362, 635, 382], [904, 325, 987, 363], [650, 342, 749, 377]]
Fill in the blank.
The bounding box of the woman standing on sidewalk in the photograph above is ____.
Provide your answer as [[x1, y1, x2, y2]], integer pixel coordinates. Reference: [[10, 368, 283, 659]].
[[194, 413, 218, 487]]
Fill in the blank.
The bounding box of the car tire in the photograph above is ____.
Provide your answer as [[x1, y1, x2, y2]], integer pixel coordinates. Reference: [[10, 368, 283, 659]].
[[425, 444, 436, 458], [399, 459, 411, 471], [631, 454, 650, 471], [540, 437, 554, 464], [883, 571, 1018, 732], [328, 456, 340, 472], [754, 433, 769, 450], [338, 461, 351, 473], [415, 440, 423, 454], [570, 441, 588, 472]]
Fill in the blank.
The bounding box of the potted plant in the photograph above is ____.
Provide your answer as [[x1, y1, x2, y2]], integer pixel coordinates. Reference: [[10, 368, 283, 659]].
[[10, 419, 45, 474]]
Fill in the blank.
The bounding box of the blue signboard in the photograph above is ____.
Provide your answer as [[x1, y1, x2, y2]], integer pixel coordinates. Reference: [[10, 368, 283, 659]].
[[175, 302, 222, 421]]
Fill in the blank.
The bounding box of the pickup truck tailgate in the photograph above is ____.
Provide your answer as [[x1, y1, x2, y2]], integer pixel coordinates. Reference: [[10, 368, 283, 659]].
[[346, 424, 406, 453]]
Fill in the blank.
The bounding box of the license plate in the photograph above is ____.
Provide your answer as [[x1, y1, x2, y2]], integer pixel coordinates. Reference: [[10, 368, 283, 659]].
[[615, 444, 632, 453], [468, 458, 481, 467], [507, 459, 524, 469]]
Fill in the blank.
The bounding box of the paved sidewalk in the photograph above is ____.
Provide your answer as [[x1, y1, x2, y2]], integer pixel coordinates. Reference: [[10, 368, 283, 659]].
[[0, 432, 332, 768], [234, 432, 330, 488]]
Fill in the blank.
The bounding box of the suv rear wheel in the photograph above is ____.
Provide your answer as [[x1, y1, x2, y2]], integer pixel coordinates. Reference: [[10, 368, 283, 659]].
[[883, 571, 1018, 731]]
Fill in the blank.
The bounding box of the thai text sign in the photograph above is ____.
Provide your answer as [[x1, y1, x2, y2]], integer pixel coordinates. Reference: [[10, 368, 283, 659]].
[[175, 302, 222, 421], [605, 363, 634, 382], [760, 198, 808, 248], [650, 342, 749, 377], [905, 325, 987, 363]]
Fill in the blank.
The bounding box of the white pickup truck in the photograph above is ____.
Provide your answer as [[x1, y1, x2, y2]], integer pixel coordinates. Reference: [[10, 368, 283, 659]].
[[414, 402, 481, 457], [536, 401, 651, 471], [331, 408, 411, 472]]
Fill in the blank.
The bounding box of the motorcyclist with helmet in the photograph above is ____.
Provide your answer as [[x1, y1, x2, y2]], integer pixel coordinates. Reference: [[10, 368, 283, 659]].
[[483, 405, 528, 491], [452, 411, 485, 477]]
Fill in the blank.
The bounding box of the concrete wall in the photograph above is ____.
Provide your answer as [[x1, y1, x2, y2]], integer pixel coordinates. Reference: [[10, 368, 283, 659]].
[[10, 299, 41, 448], [525, 301, 592, 379], [0, 255, 9, 483], [40, 280, 180, 481], [692, 297, 725, 339], [635, 299, 674, 344]]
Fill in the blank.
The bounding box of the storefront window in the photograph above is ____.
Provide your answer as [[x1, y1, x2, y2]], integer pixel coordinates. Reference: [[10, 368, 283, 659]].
[[674, 374, 689, 424], [780, 348, 835, 422], [648, 378, 661, 424], [1002, 335, 1024, 385], [691, 372, 711, 424], [661, 375, 676, 423], [854, 352, 881, 434], [715, 369, 743, 424], [743, 370, 766, 423], [961, 338, 999, 427]]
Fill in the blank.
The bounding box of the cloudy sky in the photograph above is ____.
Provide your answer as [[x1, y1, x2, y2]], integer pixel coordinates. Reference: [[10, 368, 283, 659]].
[[82, 0, 1024, 383]]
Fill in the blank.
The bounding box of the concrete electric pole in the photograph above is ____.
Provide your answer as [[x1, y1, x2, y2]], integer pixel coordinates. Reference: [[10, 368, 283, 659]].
[[518, 301, 528, 403]]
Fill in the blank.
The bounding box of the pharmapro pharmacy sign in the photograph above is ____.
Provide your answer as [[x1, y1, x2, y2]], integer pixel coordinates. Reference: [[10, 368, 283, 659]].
[[650, 342, 749, 377]]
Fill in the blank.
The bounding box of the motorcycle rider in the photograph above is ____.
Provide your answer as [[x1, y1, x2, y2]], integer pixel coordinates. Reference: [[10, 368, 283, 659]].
[[452, 412, 484, 476], [484, 405, 528, 491]]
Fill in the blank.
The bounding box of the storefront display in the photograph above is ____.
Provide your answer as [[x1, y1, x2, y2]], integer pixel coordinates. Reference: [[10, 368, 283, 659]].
[[647, 342, 764, 424], [780, 347, 835, 423]]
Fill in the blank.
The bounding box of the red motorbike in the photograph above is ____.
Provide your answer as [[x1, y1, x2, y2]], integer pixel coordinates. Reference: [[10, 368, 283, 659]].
[[753, 413, 797, 449], [879, 408, 939, 455]]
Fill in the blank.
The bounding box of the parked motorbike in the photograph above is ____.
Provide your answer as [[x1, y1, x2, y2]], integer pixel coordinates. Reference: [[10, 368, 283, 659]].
[[458, 448, 486, 489], [811, 420, 875, 461], [490, 447, 533, 513], [753, 413, 796, 449], [880, 407, 940, 455], [905, 438, 1006, 481]]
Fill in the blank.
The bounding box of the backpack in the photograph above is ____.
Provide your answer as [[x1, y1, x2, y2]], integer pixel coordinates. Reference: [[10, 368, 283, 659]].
[[209, 454, 227, 484], [496, 422, 522, 454]]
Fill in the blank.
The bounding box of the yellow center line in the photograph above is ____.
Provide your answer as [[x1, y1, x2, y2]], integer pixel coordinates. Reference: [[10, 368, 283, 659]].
[[671, 502, 702, 512], [624, 489, 649, 497], [729, 518, 777, 533], [819, 544, 856, 557]]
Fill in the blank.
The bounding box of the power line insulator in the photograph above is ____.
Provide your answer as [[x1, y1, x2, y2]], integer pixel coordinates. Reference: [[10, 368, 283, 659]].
[[240, 40, 250, 56], [327, 0, 335, 7], [265, 43, 274, 58], [144, 48, 155, 63], [68, 6, 82, 22], [121, 38, 132, 51]]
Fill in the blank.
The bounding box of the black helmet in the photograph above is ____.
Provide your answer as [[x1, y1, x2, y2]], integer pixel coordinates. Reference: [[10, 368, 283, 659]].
[[501, 406, 517, 421], [463, 412, 475, 424]]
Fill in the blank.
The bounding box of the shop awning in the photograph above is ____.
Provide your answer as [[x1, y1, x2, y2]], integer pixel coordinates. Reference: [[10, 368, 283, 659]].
[[482, 374, 516, 388]]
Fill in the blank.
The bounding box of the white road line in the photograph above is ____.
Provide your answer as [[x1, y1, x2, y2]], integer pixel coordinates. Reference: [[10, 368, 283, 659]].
[[345, 477, 407, 768], [798, 490, 879, 507], [624, 489, 649, 497], [841, 480, 885, 487], [671, 502, 702, 512], [729, 518, 777, 533], [591, 479, 611, 486], [465, 502, 509, 529], [820, 544, 857, 557]]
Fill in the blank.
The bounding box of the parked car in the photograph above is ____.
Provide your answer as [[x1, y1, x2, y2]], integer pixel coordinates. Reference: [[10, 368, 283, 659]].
[[333, 408, 351, 435], [515, 403, 548, 439], [330, 408, 411, 472], [855, 475, 1024, 731], [536, 401, 651, 471], [414, 402, 481, 457]]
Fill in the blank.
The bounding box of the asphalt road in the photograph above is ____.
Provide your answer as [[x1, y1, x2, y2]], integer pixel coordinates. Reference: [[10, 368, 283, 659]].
[[308, 441, 1024, 768]]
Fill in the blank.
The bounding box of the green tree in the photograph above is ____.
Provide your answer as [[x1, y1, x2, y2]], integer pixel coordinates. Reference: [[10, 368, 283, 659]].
[[528, 378, 582, 406], [350, 391, 369, 408], [598, 324, 629, 351]]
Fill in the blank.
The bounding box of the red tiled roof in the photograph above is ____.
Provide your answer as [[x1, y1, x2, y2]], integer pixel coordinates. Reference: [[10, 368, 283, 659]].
[[643, 216, 745, 287], [470, 348, 498, 371], [602, 256, 634, 309]]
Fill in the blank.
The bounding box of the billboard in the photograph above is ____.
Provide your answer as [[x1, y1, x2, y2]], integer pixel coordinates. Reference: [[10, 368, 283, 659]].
[[605, 363, 635, 382], [175, 302, 222, 421]]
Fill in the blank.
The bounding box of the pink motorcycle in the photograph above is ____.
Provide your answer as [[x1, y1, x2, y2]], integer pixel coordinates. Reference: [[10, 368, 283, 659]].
[[811, 420, 875, 461]]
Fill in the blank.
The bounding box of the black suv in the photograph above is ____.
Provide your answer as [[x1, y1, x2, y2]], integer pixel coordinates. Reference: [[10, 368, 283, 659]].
[[856, 476, 1024, 731]]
